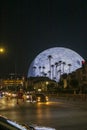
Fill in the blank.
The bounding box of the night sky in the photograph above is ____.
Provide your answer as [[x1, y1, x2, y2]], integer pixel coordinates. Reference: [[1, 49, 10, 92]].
[[0, 0, 87, 77]]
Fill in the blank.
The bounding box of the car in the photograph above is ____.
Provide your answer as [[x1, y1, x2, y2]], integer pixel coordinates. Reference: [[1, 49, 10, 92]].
[[0, 115, 56, 130], [35, 93, 49, 102], [11, 92, 17, 98], [24, 92, 34, 102]]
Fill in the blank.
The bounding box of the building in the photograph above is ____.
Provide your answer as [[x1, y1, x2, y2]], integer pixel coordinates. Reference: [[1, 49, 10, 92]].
[[60, 60, 87, 93], [0, 73, 25, 91]]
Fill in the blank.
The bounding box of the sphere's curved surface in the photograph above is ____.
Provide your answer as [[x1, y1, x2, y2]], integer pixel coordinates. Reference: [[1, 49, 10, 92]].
[[27, 47, 84, 81]]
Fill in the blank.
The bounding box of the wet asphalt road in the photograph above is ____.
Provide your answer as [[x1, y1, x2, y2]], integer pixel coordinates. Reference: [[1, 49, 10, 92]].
[[0, 97, 87, 130]]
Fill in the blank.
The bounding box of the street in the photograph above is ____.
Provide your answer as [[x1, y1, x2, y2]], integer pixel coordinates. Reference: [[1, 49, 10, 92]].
[[0, 97, 87, 130]]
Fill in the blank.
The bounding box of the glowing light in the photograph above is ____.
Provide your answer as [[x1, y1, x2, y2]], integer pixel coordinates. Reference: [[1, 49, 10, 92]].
[[0, 48, 5, 53]]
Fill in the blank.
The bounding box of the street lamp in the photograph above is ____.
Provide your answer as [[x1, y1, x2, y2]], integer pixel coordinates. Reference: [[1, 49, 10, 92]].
[[0, 47, 5, 89], [0, 47, 5, 54]]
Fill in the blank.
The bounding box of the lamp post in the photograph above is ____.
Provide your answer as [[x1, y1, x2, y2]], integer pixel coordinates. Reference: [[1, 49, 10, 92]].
[[0, 47, 5, 90], [0, 47, 5, 54]]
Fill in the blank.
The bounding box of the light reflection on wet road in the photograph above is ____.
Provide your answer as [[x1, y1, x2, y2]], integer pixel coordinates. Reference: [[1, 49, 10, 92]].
[[0, 97, 87, 130]]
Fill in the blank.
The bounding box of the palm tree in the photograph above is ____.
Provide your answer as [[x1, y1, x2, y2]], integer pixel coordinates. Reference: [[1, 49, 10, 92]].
[[33, 66, 36, 76], [57, 69, 61, 82], [51, 64, 54, 79], [58, 61, 62, 77], [55, 62, 58, 79], [58, 60, 62, 70], [48, 55, 52, 79], [38, 66, 41, 76], [68, 63, 72, 73], [62, 61, 66, 74], [44, 73, 47, 77], [42, 66, 45, 76]]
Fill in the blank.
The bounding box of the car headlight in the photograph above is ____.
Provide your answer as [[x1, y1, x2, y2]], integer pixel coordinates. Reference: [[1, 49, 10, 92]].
[[26, 95, 29, 98], [46, 96, 48, 101], [37, 97, 41, 101]]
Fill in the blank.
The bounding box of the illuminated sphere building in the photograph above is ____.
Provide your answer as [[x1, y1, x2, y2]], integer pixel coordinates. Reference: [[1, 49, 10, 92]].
[[27, 47, 84, 81]]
